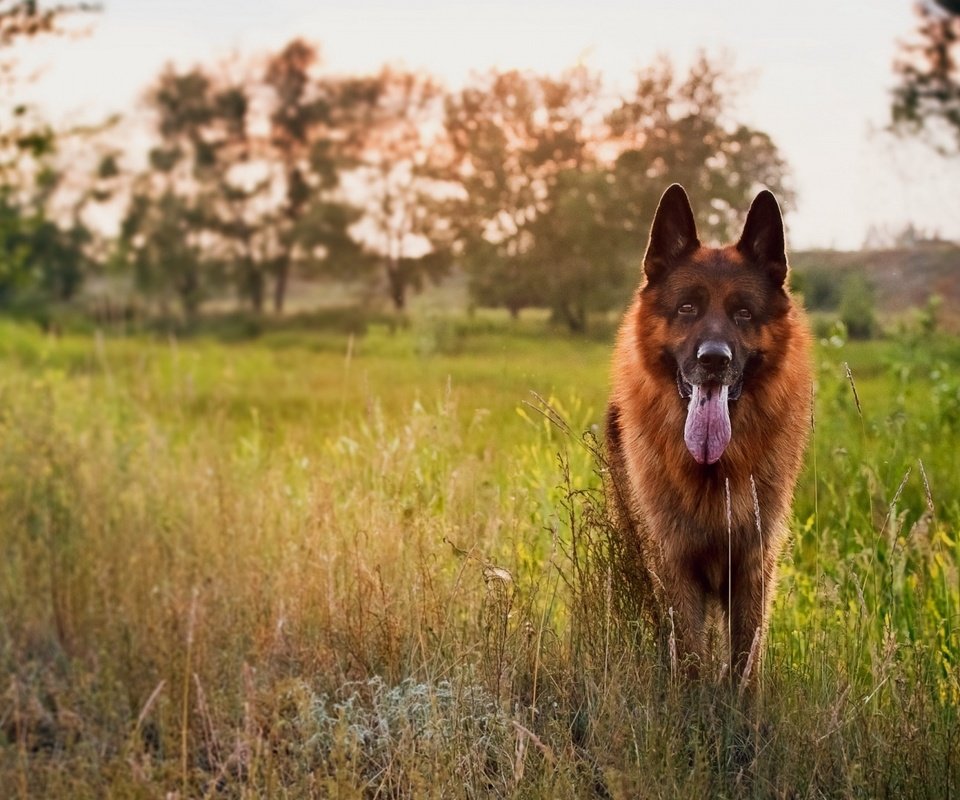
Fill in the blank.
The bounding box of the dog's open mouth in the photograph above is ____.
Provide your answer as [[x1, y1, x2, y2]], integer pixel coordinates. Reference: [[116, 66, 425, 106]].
[[676, 372, 743, 465], [676, 373, 743, 401]]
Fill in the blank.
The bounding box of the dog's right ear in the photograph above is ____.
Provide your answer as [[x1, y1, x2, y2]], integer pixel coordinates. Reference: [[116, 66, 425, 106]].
[[643, 184, 699, 283]]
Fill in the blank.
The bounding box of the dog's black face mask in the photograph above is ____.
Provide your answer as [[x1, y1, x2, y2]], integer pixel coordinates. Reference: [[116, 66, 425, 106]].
[[641, 185, 791, 464]]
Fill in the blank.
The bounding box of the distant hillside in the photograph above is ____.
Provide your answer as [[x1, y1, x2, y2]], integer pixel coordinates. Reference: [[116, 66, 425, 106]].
[[791, 245, 960, 331]]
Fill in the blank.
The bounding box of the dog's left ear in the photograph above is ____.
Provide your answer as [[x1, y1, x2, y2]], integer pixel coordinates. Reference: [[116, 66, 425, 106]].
[[737, 190, 787, 286]]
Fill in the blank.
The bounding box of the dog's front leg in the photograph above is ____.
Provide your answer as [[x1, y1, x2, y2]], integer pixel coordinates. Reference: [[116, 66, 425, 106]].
[[659, 562, 709, 679], [726, 555, 778, 688]]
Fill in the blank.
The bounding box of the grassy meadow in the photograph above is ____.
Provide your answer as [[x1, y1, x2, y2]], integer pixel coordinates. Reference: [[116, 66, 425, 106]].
[[0, 312, 958, 797]]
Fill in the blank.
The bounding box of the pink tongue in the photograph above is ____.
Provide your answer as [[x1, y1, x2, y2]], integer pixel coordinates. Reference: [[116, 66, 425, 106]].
[[683, 384, 731, 464]]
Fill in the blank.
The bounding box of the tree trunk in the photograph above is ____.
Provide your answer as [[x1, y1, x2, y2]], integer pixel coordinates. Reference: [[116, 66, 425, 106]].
[[559, 302, 586, 334], [387, 260, 406, 312], [275, 166, 306, 315], [273, 257, 289, 314], [178, 270, 200, 324], [249, 270, 265, 314]]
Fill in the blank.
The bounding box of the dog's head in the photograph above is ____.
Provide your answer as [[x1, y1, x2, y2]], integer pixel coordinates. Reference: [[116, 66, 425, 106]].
[[639, 184, 792, 464]]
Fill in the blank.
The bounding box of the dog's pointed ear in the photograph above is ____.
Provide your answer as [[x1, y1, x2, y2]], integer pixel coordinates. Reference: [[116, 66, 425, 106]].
[[643, 184, 699, 283], [737, 190, 787, 286]]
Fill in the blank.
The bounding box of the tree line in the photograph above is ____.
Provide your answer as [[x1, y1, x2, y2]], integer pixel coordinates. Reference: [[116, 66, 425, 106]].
[[1, 5, 805, 332], [111, 46, 791, 330], [153, 48, 791, 331], [3, 2, 959, 332]]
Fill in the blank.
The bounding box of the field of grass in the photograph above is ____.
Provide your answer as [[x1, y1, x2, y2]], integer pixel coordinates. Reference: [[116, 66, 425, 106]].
[[0, 313, 958, 798]]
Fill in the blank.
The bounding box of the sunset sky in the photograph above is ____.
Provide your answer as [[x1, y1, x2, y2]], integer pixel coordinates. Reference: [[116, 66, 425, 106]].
[[19, 0, 960, 250]]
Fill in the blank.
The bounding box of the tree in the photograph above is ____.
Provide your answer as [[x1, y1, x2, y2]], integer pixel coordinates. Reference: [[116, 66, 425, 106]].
[[208, 158, 277, 315], [347, 66, 457, 312], [203, 58, 280, 314], [263, 39, 374, 313], [524, 168, 627, 332], [0, 158, 93, 308], [444, 66, 603, 322], [120, 65, 240, 318], [839, 274, 877, 339], [123, 44, 385, 319], [1, 1, 98, 172], [0, 1, 98, 309], [607, 53, 794, 248], [891, 1, 960, 154], [0, 1, 95, 43], [119, 189, 207, 318], [444, 56, 792, 332]]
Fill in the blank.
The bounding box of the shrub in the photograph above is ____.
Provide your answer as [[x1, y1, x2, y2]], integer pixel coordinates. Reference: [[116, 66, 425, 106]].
[[839, 273, 877, 339]]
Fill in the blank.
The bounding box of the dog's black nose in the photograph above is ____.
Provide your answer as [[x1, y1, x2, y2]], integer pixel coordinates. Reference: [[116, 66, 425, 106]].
[[697, 341, 732, 371]]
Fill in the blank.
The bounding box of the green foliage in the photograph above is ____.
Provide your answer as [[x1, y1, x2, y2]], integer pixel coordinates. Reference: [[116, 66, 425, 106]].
[[918, 292, 943, 336], [0, 192, 33, 299], [445, 66, 606, 326], [528, 168, 629, 331], [263, 40, 375, 312], [0, 189, 89, 308], [839, 273, 878, 339], [118, 67, 234, 318], [120, 190, 210, 318], [608, 52, 794, 245], [792, 266, 842, 311], [1, 38, 798, 327], [0, 3, 101, 314], [117, 46, 385, 318], [445, 55, 792, 331]]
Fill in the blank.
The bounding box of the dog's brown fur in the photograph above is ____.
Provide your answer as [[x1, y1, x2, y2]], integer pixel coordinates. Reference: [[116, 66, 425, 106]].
[[606, 184, 812, 683]]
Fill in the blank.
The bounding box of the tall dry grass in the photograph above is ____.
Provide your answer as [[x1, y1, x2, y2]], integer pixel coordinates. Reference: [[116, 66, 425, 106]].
[[0, 321, 957, 797]]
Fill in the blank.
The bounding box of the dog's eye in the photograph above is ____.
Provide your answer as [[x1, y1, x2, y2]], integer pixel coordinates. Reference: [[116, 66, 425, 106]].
[[734, 308, 752, 322], [677, 303, 697, 316]]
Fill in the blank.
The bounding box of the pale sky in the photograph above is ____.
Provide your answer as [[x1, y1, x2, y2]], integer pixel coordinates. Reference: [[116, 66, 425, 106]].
[[18, 0, 960, 250]]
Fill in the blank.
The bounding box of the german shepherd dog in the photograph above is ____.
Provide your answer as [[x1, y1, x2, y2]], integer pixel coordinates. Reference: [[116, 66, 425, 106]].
[[606, 184, 812, 684]]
